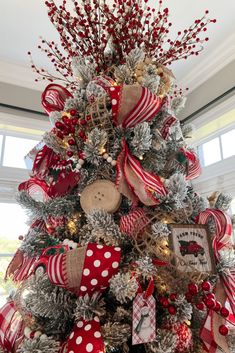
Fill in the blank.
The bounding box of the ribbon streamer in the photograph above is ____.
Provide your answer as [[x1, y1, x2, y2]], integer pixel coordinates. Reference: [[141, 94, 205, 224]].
[[197, 209, 234, 353]]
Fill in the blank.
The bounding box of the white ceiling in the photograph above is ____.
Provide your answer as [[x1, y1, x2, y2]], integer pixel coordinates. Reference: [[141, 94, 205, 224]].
[[1, 0, 235, 92]]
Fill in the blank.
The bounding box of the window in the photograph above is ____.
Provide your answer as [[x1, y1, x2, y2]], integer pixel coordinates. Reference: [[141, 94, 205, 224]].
[[0, 203, 28, 305], [2, 135, 39, 169], [199, 127, 235, 167], [221, 129, 235, 159]]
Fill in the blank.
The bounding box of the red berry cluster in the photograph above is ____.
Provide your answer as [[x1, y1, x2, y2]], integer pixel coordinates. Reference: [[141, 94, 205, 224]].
[[29, 0, 216, 85], [159, 293, 178, 316], [53, 109, 91, 162], [185, 281, 229, 336]]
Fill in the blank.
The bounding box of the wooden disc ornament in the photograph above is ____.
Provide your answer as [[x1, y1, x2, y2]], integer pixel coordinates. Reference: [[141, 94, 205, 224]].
[[80, 179, 122, 214]]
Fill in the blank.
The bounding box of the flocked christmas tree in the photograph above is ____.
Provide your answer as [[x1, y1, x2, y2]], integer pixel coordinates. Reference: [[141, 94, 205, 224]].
[[0, 1, 235, 353]]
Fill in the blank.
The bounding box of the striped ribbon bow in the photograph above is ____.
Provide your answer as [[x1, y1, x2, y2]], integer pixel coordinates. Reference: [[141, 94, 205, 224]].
[[110, 85, 167, 205], [197, 209, 234, 353]]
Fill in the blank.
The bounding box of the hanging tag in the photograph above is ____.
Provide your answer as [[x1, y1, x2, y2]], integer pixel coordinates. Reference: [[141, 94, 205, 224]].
[[132, 293, 156, 345]]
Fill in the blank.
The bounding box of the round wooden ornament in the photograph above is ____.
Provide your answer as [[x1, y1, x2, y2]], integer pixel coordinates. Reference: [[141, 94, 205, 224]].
[[80, 179, 122, 214]]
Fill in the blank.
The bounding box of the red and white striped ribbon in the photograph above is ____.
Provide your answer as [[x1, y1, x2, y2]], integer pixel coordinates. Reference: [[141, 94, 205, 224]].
[[116, 140, 167, 206], [120, 208, 149, 236], [41, 84, 72, 115], [13, 256, 36, 282], [123, 87, 162, 128], [197, 209, 235, 352], [0, 301, 23, 352], [181, 148, 201, 180], [47, 253, 67, 287]]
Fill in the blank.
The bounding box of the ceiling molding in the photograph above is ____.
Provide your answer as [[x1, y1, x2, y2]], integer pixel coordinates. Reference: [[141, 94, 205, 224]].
[[178, 33, 235, 93], [0, 60, 45, 92], [1, 33, 235, 94]]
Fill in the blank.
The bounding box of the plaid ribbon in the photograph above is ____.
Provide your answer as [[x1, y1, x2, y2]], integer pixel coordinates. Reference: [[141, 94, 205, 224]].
[[197, 209, 234, 353]]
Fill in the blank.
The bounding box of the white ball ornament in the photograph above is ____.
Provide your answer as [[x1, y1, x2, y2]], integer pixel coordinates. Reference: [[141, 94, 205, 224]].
[[111, 160, 117, 166], [107, 156, 113, 163], [103, 153, 109, 159]]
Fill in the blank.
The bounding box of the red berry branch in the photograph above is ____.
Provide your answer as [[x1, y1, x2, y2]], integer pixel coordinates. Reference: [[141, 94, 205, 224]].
[[29, 0, 216, 87]]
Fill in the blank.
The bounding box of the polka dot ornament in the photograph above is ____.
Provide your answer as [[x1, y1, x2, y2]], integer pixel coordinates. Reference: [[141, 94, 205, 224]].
[[77, 243, 121, 296], [65, 317, 104, 353]]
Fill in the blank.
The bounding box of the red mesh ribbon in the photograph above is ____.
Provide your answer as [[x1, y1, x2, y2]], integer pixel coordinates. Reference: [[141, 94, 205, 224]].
[[0, 301, 24, 352], [116, 140, 167, 206], [197, 209, 234, 353], [41, 84, 72, 115]]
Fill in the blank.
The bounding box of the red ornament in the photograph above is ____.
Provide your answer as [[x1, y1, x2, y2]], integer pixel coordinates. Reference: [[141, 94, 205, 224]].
[[219, 325, 228, 336], [214, 301, 222, 312], [188, 283, 198, 295], [67, 151, 74, 157], [206, 293, 215, 300], [80, 119, 87, 126], [164, 322, 192, 353], [168, 305, 177, 315], [196, 302, 205, 311], [220, 307, 229, 318], [162, 298, 169, 308], [79, 130, 85, 138], [201, 281, 211, 292], [71, 118, 79, 125], [70, 109, 77, 116], [169, 293, 177, 301], [205, 298, 216, 309], [55, 121, 64, 130], [57, 131, 64, 139], [68, 139, 75, 146], [62, 116, 70, 125]]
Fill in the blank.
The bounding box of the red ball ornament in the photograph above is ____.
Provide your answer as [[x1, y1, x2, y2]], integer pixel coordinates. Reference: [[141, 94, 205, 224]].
[[70, 109, 77, 116], [62, 116, 70, 125], [61, 159, 67, 166], [69, 126, 76, 134], [188, 283, 198, 295], [67, 151, 74, 157], [206, 293, 215, 300], [205, 298, 216, 309], [219, 325, 228, 336], [168, 305, 177, 315], [79, 131, 85, 138], [71, 118, 79, 125], [214, 301, 222, 312], [220, 307, 229, 318], [196, 302, 205, 311], [162, 298, 170, 308], [68, 139, 75, 146], [80, 119, 87, 126], [57, 131, 64, 139], [55, 121, 63, 130], [201, 281, 211, 292], [53, 155, 60, 162], [169, 293, 177, 301], [164, 322, 192, 353]]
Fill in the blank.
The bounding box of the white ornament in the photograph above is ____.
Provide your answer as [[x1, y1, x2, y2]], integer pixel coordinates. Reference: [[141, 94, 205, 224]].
[[107, 156, 113, 163], [24, 327, 32, 338], [111, 160, 117, 166], [34, 331, 42, 339], [78, 159, 84, 165]]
